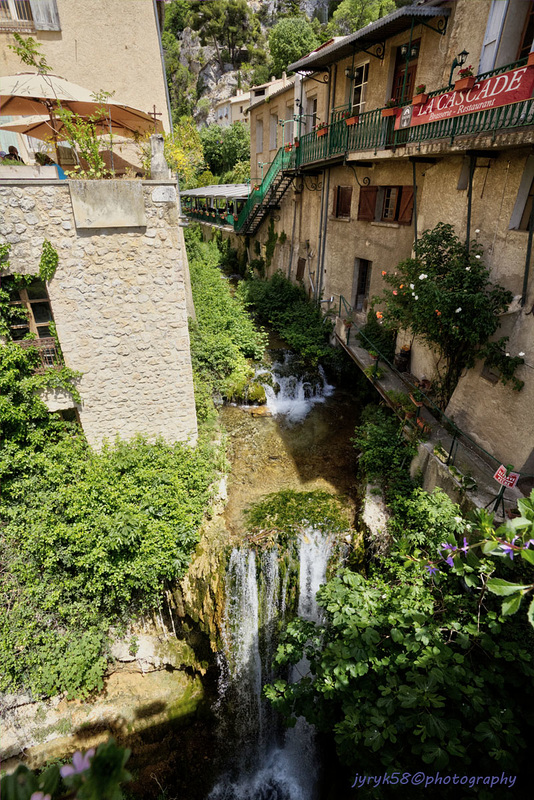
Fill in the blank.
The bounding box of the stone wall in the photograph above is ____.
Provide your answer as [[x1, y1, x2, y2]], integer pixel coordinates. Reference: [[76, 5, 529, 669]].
[[0, 179, 198, 449]]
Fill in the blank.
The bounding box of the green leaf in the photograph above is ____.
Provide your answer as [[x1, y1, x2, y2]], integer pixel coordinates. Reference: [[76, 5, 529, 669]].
[[528, 597, 534, 630], [501, 593, 521, 616], [486, 578, 531, 596]]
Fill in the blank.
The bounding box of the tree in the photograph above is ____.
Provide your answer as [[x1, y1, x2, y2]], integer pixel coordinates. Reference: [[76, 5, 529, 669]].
[[331, 0, 395, 34], [200, 123, 225, 175], [221, 120, 250, 172], [164, 116, 204, 185], [374, 223, 520, 406], [268, 17, 319, 77], [164, 0, 192, 38]]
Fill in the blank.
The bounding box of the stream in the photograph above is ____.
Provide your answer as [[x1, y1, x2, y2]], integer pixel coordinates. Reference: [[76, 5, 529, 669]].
[[206, 346, 361, 799]]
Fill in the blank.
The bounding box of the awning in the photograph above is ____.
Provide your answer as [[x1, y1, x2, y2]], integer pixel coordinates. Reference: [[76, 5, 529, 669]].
[[287, 4, 450, 72], [181, 183, 251, 200]]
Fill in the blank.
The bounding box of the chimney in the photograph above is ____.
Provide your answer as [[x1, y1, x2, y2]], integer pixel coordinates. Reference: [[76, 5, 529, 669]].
[[282, 71, 287, 86]]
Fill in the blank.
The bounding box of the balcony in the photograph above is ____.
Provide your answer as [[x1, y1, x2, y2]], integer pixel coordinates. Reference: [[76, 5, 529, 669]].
[[298, 58, 534, 167]]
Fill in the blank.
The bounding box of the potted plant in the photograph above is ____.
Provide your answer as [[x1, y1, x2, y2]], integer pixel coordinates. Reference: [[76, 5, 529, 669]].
[[343, 318, 353, 329], [284, 143, 292, 152], [345, 111, 359, 126], [412, 83, 427, 105], [454, 65, 475, 91], [294, 138, 300, 147], [369, 350, 379, 360], [316, 122, 328, 137], [381, 98, 398, 117], [364, 364, 384, 380], [409, 389, 424, 408]]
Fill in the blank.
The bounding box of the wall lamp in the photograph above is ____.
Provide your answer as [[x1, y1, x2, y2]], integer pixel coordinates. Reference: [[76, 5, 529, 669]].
[[449, 49, 469, 87], [400, 42, 419, 59]]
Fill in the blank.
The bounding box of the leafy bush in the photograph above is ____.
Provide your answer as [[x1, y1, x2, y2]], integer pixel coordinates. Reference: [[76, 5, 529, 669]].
[[239, 272, 333, 365], [185, 226, 267, 418], [352, 405, 415, 498]]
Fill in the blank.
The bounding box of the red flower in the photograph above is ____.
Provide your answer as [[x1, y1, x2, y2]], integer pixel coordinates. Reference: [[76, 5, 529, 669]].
[[393, 290, 398, 296], [435, 309, 441, 316], [381, 270, 387, 276], [376, 311, 383, 320]]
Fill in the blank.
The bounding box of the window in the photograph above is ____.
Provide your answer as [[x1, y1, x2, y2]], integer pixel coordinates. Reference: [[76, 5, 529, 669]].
[[353, 258, 372, 311], [391, 40, 420, 103], [285, 106, 293, 142], [479, 0, 533, 72], [0, 0, 32, 28], [269, 114, 278, 150], [382, 187, 399, 221], [306, 96, 317, 133], [256, 118, 263, 153], [510, 155, 534, 230], [357, 185, 414, 224], [519, 178, 534, 230], [8, 278, 54, 340], [518, 2, 534, 60], [333, 186, 353, 219], [352, 63, 369, 115]]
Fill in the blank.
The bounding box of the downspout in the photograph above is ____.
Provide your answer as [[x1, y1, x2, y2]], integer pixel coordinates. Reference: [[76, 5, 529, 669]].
[[316, 64, 336, 301], [521, 191, 534, 305], [465, 154, 476, 250], [412, 159, 418, 249]]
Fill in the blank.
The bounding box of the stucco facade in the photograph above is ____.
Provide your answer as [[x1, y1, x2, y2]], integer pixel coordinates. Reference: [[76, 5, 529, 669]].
[[0, 179, 198, 449], [0, 0, 170, 163]]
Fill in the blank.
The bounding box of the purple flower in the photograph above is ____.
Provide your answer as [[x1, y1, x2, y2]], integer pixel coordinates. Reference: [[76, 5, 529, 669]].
[[425, 564, 438, 575], [523, 539, 534, 550], [445, 556, 454, 567], [500, 536, 519, 561], [440, 542, 457, 552], [460, 537, 469, 554], [31, 794, 51, 800], [60, 748, 95, 778]]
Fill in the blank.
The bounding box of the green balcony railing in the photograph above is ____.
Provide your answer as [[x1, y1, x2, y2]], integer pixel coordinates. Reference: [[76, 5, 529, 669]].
[[183, 58, 534, 233], [183, 208, 234, 226]]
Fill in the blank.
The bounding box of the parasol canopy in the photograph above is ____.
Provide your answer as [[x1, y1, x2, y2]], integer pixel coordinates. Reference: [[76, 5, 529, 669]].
[[0, 72, 164, 136], [0, 113, 153, 141]]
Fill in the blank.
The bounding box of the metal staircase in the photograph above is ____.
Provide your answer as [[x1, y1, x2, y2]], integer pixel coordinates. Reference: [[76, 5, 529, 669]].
[[236, 146, 297, 235]]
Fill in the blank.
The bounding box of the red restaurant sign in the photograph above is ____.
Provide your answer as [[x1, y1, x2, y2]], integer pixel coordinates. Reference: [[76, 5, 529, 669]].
[[394, 65, 534, 130], [493, 465, 520, 488]]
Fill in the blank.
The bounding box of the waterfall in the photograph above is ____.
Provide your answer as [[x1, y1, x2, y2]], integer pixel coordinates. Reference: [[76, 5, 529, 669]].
[[208, 530, 332, 800], [259, 353, 334, 425]]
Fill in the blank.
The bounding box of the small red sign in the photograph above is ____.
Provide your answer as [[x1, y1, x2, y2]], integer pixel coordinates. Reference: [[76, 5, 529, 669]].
[[493, 465, 520, 488], [394, 65, 534, 131]]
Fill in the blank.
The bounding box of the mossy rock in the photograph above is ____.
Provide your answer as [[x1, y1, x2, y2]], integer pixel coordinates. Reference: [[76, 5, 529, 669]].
[[247, 382, 266, 404]]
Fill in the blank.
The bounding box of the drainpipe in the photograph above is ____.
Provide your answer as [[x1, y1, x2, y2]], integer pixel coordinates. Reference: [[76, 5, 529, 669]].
[[465, 154, 476, 250], [316, 64, 336, 301], [412, 159, 418, 249], [521, 191, 534, 305]]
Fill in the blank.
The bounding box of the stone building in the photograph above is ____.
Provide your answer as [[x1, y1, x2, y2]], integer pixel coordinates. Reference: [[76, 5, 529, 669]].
[[185, 0, 534, 483], [213, 90, 251, 128], [0, 176, 198, 449]]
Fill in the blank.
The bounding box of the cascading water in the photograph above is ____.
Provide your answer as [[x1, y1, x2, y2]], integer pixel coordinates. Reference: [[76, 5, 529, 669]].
[[259, 352, 335, 425], [208, 530, 332, 800]]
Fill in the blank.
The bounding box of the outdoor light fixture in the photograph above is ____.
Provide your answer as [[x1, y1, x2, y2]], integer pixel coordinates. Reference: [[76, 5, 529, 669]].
[[449, 49, 469, 87], [345, 66, 355, 79], [400, 42, 419, 59]]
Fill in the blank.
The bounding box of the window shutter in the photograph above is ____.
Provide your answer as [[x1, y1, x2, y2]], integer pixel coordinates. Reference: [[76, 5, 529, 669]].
[[478, 0, 509, 73], [296, 258, 306, 281], [357, 186, 378, 221], [397, 186, 414, 224], [337, 186, 352, 218], [29, 0, 61, 30]]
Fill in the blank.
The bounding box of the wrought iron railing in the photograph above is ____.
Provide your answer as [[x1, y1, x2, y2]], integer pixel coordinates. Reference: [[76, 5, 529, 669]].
[[184, 208, 233, 226], [17, 337, 61, 372]]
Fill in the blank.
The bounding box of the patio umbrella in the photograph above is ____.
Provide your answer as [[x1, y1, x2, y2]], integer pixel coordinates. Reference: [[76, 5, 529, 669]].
[[0, 72, 163, 161], [0, 113, 155, 141]]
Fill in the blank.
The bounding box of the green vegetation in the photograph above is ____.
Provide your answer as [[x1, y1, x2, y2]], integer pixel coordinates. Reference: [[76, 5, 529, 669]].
[[200, 120, 250, 181], [185, 225, 267, 419], [265, 411, 534, 792], [375, 223, 521, 406], [0, 243, 222, 699], [2, 739, 131, 800], [268, 16, 319, 77], [239, 272, 333, 366]]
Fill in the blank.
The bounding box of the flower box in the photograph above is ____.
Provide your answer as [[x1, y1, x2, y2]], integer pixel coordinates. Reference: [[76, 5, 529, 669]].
[[284, 146, 292, 152], [381, 107, 397, 118], [345, 115, 359, 126], [316, 127, 328, 137], [411, 93, 428, 106], [528, 52, 534, 68], [454, 76, 475, 91], [294, 140, 300, 147]]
